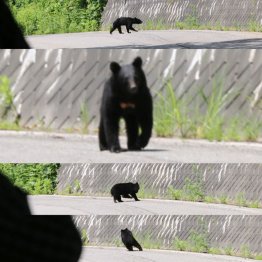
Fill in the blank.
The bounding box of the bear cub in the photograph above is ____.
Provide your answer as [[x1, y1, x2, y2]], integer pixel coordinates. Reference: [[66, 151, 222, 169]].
[[110, 17, 143, 34], [121, 228, 143, 251], [99, 57, 153, 153], [110, 182, 140, 203]]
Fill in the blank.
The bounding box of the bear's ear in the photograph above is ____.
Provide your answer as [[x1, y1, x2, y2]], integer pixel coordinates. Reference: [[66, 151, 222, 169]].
[[133, 57, 142, 68], [110, 62, 121, 74]]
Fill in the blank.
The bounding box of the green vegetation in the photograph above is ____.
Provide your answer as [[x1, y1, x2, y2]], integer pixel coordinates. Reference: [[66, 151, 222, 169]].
[[241, 245, 253, 259], [80, 103, 89, 134], [0, 163, 60, 194], [224, 246, 234, 256], [154, 80, 262, 141], [0, 76, 20, 129], [167, 185, 261, 208], [137, 184, 159, 199], [7, 0, 107, 35], [59, 180, 84, 196], [168, 177, 205, 202], [173, 231, 209, 253], [81, 229, 89, 246], [141, 15, 262, 32], [138, 233, 162, 250]]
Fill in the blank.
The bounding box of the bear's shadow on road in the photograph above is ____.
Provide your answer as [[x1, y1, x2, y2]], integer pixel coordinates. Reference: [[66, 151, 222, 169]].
[[120, 149, 168, 153]]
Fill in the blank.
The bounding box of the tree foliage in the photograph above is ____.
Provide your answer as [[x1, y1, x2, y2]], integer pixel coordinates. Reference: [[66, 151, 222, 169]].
[[0, 163, 60, 194], [7, 0, 107, 35]]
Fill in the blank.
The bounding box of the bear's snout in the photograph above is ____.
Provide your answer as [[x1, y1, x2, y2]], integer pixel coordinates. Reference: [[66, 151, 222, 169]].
[[129, 85, 138, 93], [128, 79, 138, 93]]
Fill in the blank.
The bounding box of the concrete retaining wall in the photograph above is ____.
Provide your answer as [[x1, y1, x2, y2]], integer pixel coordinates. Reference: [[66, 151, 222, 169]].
[[74, 215, 262, 253], [58, 163, 262, 203], [0, 49, 261, 131], [102, 0, 262, 28]]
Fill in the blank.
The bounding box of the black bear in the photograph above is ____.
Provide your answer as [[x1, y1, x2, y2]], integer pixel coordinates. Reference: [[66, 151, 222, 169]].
[[110, 17, 143, 34], [110, 182, 140, 203], [121, 228, 143, 251], [99, 57, 153, 153]]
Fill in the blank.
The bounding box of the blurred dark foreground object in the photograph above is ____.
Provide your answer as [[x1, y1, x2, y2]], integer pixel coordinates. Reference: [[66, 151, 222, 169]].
[[0, 172, 82, 262], [0, 0, 30, 48]]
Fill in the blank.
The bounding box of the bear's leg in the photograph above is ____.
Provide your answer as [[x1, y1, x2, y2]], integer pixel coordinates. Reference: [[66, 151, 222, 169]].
[[130, 26, 138, 32], [122, 194, 132, 198], [124, 115, 140, 150], [113, 195, 117, 203], [110, 26, 116, 34], [138, 117, 153, 148], [99, 119, 108, 150], [117, 26, 123, 34], [130, 193, 140, 201], [117, 195, 123, 202], [126, 244, 133, 251], [126, 25, 131, 33], [104, 116, 121, 153], [133, 240, 143, 251]]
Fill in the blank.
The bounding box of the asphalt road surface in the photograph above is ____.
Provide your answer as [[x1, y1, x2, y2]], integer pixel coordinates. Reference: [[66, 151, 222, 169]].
[[26, 30, 262, 49], [79, 247, 254, 262], [28, 195, 262, 215], [0, 131, 261, 163]]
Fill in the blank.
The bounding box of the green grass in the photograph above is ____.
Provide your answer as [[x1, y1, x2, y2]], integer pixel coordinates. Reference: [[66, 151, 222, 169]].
[[138, 233, 162, 249], [154, 81, 195, 138], [236, 193, 248, 207], [80, 103, 89, 134], [167, 187, 261, 208], [81, 229, 89, 246], [0, 163, 60, 194], [209, 247, 223, 255], [139, 15, 262, 32], [154, 80, 262, 141], [137, 184, 159, 199], [240, 245, 253, 259], [173, 231, 209, 253], [58, 181, 84, 196], [0, 121, 21, 131], [0, 76, 19, 122], [224, 246, 234, 256]]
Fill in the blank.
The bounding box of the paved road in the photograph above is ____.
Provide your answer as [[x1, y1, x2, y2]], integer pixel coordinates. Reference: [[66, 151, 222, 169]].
[[79, 247, 254, 262], [0, 131, 261, 163], [28, 195, 262, 215], [26, 30, 262, 49]]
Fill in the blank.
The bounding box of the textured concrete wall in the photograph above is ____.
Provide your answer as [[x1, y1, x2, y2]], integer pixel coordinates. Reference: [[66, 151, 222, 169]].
[[102, 0, 262, 28], [0, 49, 261, 131], [58, 163, 262, 203], [74, 215, 262, 253]]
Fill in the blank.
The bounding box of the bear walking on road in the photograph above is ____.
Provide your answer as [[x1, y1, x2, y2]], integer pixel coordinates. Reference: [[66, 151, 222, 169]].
[[110, 17, 143, 34], [99, 56, 153, 153], [110, 182, 140, 203], [121, 228, 143, 251]]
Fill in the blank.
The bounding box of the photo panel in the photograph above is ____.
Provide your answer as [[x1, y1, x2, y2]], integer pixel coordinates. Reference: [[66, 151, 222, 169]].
[[0, 49, 261, 162]]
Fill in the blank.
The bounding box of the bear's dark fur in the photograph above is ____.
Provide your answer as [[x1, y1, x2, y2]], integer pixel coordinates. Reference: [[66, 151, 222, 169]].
[[110, 17, 142, 34], [110, 182, 140, 203], [121, 228, 143, 251], [99, 57, 153, 153]]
